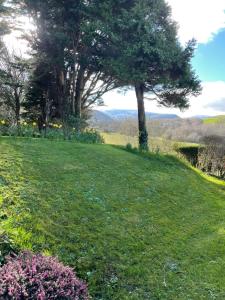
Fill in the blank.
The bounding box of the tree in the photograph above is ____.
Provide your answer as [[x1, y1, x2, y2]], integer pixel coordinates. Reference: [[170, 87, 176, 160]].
[[103, 0, 201, 150], [23, 56, 54, 129], [0, 48, 29, 125], [14, 0, 122, 128]]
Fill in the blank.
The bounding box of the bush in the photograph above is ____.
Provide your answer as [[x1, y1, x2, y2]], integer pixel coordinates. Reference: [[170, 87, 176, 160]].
[[198, 135, 225, 178], [71, 129, 104, 144], [125, 143, 133, 151], [0, 122, 104, 144], [175, 145, 203, 166], [0, 251, 89, 299], [0, 232, 17, 266]]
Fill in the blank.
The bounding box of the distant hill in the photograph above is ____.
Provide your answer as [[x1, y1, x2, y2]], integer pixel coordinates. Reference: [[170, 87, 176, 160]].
[[203, 115, 225, 124], [89, 110, 113, 124], [100, 109, 180, 120], [193, 115, 212, 119]]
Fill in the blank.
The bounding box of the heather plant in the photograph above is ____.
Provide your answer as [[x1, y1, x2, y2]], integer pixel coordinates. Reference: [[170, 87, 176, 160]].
[[0, 251, 89, 300]]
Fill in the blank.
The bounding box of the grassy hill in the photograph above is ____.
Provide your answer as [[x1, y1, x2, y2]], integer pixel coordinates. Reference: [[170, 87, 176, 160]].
[[203, 115, 225, 124], [0, 137, 225, 299]]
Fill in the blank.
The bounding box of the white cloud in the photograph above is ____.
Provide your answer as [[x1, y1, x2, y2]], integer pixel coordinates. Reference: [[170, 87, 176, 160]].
[[101, 82, 225, 118], [167, 0, 225, 44], [184, 81, 225, 117]]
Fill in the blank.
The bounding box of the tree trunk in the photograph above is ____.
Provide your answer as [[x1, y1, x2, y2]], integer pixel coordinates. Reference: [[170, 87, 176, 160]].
[[74, 66, 85, 130], [15, 91, 20, 128], [58, 70, 65, 120], [135, 84, 149, 151]]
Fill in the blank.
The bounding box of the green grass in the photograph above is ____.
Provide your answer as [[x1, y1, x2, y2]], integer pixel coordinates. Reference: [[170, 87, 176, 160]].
[[102, 132, 198, 154], [0, 137, 225, 299], [203, 115, 225, 124]]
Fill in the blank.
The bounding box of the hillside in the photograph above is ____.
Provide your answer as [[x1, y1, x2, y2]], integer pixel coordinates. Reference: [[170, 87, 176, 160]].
[[203, 115, 225, 124], [0, 137, 225, 299], [88, 110, 114, 130], [101, 109, 180, 120]]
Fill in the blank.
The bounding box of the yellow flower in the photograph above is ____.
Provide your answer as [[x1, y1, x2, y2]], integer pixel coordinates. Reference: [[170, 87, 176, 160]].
[[58, 125, 62, 129], [33, 122, 37, 126], [1, 120, 6, 125], [23, 122, 27, 126]]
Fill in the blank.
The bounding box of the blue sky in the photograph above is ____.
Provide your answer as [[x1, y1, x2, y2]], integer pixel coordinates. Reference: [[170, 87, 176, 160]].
[[193, 30, 225, 82]]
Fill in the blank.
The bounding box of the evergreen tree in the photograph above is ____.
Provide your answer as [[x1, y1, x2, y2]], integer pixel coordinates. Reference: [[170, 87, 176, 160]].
[[15, 0, 122, 127], [102, 0, 201, 150]]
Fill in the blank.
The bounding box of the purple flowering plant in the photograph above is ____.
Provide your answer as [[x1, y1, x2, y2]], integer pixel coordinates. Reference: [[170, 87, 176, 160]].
[[0, 251, 89, 299]]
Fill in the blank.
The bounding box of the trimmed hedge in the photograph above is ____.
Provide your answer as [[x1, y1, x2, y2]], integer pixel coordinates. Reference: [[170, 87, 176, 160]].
[[175, 145, 203, 166]]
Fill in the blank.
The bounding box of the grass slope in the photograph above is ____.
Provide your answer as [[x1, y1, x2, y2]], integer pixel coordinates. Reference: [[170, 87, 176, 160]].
[[0, 137, 225, 299], [203, 115, 225, 124], [102, 132, 196, 154]]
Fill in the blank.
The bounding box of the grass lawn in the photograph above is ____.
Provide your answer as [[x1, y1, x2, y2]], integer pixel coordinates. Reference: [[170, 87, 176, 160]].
[[102, 132, 198, 154], [0, 137, 225, 299]]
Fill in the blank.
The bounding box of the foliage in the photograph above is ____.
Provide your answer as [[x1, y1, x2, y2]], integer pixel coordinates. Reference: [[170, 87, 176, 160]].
[[0, 48, 29, 124], [0, 121, 104, 144], [125, 143, 133, 151], [175, 145, 203, 166], [1, 137, 225, 299], [0, 251, 89, 299], [72, 130, 104, 144], [14, 0, 121, 125], [198, 135, 225, 179], [0, 232, 17, 266]]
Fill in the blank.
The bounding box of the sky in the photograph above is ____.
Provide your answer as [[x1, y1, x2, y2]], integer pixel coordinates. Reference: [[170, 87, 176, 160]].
[[4, 0, 225, 117]]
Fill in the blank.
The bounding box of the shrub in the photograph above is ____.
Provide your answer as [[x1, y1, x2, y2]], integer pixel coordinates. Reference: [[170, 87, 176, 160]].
[[175, 145, 203, 166], [71, 129, 104, 144], [0, 251, 89, 300], [0, 122, 104, 144], [0, 232, 17, 266], [125, 143, 133, 151], [198, 135, 225, 179]]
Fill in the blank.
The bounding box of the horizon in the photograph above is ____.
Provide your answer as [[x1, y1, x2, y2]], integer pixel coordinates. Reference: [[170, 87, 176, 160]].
[[94, 107, 219, 119]]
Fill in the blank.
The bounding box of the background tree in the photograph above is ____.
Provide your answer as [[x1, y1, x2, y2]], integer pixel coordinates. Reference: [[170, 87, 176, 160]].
[[0, 48, 29, 125]]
